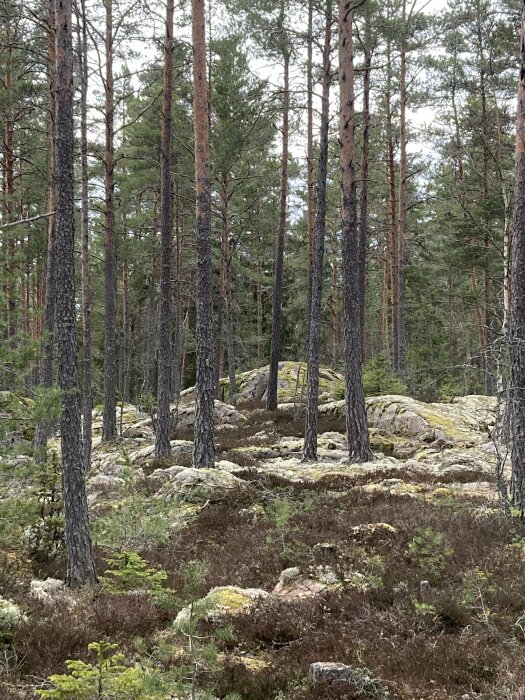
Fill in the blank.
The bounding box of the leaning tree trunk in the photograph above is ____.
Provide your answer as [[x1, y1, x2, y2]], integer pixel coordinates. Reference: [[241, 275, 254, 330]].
[[267, 47, 290, 411], [54, 0, 96, 587], [303, 0, 332, 462], [510, 0, 525, 516], [339, 0, 372, 462], [102, 0, 117, 443], [34, 0, 57, 461], [192, 0, 215, 468], [155, 0, 174, 459]]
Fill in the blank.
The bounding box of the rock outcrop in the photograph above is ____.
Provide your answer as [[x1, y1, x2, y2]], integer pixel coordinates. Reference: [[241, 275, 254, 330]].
[[180, 362, 344, 406]]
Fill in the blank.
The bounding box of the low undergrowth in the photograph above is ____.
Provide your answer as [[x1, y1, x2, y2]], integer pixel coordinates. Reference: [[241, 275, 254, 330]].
[[2, 473, 525, 698]]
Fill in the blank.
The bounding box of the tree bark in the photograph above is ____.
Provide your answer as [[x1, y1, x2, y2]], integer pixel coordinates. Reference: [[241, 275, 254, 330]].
[[102, 0, 117, 443], [339, 0, 372, 462], [155, 0, 175, 459], [192, 0, 215, 467], [303, 0, 331, 462], [357, 10, 372, 362], [267, 42, 290, 411], [397, 0, 407, 378], [510, 0, 525, 516], [306, 0, 315, 342], [54, 0, 96, 587]]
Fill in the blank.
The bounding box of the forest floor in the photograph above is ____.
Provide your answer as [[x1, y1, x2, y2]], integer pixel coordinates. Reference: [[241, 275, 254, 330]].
[[1, 370, 525, 699]]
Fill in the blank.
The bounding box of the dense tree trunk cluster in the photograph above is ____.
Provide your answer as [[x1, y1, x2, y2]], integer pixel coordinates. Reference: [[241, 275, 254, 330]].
[[5, 0, 525, 583]]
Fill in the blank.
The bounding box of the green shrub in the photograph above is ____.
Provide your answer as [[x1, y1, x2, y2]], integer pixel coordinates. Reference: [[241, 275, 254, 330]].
[[37, 641, 152, 699], [407, 528, 453, 582], [101, 551, 168, 594], [363, 356, 407, 397]]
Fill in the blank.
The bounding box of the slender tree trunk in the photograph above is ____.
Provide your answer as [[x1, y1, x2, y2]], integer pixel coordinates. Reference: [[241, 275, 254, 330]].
[[267, 44, 290, 411], [171, 188, 183, 404], [510, 0, 525, 515], [306, 0, 315, 340], [215, 174, 230, 392], [357, 11, 372, 362], [192, 0, 215, 467], [102, 0, 117, 443], [144, 194, 158, 397], [226, 276, 237, 405], [121, 161, 131, 404], [385, 37, 398, 371], [4, 15, 16, 339], [339, 0, 372, 462], [34, 0, 57, 459], [303, 0, 332, 462], [78, 0, 92, 472], [155, 0, 175, 459], [329, 244, 340, 364], [397, 0, 407, 378], [54, 0, 96, 587]]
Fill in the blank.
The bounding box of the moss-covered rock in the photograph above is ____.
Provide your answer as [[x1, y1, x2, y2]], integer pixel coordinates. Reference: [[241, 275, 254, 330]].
[[156, 466, 248, 501], [180, 362, 344, 406], [174, 585, 268, 627]]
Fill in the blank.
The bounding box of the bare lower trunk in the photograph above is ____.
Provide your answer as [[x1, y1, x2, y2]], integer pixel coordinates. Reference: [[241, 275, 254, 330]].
[[339, 0, 372, 462], [303, 0, 331, 461], [55, 0, 96, 587], [192, 0, 215, 467], [510, 0, 525, 516]]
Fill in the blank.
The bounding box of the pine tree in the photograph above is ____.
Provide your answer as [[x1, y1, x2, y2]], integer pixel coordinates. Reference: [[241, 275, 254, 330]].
[[155, 0, 175, 459], [303, 0, 332, 462], [510, 0, 525, 516], [192, 0, 215, 468], [339, 0, 372, 462], [54, 0, 96, 587], [102, 0, 117, 443]]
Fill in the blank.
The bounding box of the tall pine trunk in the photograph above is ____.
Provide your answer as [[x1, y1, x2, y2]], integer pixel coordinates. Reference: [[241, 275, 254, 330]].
[[303, 0, 332, 462], [510, 0, 525, 516], [155, 0, 174, 459], [397, 0, 407, 378], [102, 0, 117, 442], [306, 0, 315, 340], [192, 0, 215, 468], [78, 0, 92, 471], [339, 0, 372, 462], [357, 11, 372, 362], [267, 44, 290, 411], [54, 0, 96, 587], [34, 0, 57, 460]]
